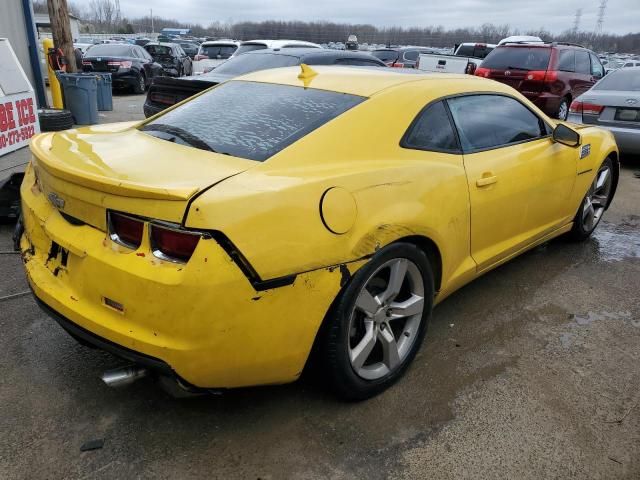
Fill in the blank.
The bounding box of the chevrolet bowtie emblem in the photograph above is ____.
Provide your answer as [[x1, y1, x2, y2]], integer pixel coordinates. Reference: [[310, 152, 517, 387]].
[[47, 192, 65, 209]]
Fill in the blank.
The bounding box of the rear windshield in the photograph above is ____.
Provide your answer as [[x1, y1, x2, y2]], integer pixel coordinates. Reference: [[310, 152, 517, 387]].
[[235, 43, 268, 55], [594, 68, 640, 91], [200, 44, 237, 59], [481, 47, 551, 71], [85, 44, 134, 57], [455, 44, 494, 59], [145, 45, 172, 57], [140, 81, 365, 161], [205, 53, 300, 77], [372, 50, 399, 62]]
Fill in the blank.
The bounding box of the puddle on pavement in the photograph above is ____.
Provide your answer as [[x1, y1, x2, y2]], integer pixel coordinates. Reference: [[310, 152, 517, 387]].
[[592, 218, 640, 262]]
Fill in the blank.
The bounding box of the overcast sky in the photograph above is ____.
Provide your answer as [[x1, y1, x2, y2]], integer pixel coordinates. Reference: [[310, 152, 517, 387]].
[[117, 0, 638, 35]]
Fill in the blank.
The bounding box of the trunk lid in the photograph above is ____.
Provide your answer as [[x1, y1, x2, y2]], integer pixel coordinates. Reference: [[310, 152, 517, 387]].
[[580, 91, 640, 129], [30, 124, 252, 229]]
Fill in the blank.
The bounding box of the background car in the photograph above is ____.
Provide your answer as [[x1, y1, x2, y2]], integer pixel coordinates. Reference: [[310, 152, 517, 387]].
[[568, 66, 640, 154], [179, 41, 200, 59], [143, 42, 193, 77], [20, 67, 618, 400], [192, 40, 240, 74], [231, 39, 322, 57], [476, 42, 605, 120], [372, 46, 438, 68], [453, 42, 496, 59], [144, 48, 386, 117], [82, 43, 163, 93]]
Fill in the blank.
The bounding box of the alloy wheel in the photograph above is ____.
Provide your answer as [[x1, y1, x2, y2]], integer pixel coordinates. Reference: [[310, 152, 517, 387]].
[[557, 100, 569, 120], [581, 163, 612, 232], [348, 258, 425, 380]]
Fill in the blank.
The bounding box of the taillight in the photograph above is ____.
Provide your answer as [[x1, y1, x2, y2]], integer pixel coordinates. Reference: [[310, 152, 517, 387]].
[[107, 60, 132, 68], [194, 54, 209, 61], [465, 62, 477, 75], [523, 70, 546, 81], [392, 62, 404, 68], [149, 92, 176, 105], [475, 67, 490, 77], [108, 212, 144, 249], [569, 100, 604, 116], [82, 60, 92, 66], [150, 224, 201, 263]]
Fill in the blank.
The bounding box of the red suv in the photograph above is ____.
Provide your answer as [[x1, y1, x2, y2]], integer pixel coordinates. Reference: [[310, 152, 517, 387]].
[[475, 43, 605, 119]]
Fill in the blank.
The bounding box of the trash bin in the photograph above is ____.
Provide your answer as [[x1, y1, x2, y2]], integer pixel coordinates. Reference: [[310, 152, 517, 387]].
[[57, 73, 98, 125], [92, 73, 113, 111]]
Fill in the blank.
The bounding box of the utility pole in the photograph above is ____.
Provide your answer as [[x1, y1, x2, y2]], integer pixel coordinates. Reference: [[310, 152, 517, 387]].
[[596, 0, 608, 34], [150, 8, 154, 33], [46, 0, 77, 72], [572, 8, 582, 34]]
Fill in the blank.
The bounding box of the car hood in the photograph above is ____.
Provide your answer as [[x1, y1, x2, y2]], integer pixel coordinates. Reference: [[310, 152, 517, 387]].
[[30, 122, 254, 201]]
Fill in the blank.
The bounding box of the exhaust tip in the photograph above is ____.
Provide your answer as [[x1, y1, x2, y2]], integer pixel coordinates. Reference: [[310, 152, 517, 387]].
[[100, 366, 148, 388]]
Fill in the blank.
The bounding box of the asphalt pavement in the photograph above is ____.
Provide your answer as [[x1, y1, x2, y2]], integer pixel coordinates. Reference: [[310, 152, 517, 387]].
[[0, 92, 639, 479]]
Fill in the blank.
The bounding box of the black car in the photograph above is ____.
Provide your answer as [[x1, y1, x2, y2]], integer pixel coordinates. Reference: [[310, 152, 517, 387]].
[[143, 48, 387, 117], [82, 43, 163, 93], [178, 41, 200, 59], [372, 47, 437, 68], [143, 42, 193, 77]]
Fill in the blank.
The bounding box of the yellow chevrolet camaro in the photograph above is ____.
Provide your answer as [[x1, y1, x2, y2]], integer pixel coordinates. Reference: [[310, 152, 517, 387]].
[[19, 66, 618, 400]]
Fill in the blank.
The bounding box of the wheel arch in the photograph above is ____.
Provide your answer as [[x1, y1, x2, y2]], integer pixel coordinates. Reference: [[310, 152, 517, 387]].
[[391, 234, 443, 294], [606, 149, 620, 209]]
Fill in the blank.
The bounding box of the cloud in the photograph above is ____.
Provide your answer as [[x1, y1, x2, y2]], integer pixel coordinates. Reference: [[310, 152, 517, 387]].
[[119, 0, 638, 35]]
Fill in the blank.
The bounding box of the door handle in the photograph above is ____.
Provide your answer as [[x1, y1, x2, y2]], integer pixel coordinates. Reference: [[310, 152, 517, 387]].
[[476, 175, 498, 187]]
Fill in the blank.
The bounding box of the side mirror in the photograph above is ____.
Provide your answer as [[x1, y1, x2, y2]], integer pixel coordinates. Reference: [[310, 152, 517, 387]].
[[553, 123, 581, 147]]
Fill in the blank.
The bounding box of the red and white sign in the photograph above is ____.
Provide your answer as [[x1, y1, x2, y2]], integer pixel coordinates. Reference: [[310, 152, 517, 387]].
[[0, 92, 40, 156]]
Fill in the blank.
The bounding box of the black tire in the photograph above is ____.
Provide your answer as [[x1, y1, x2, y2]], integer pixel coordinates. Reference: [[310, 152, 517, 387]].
[[133, 73, 146, 94], [319, 242, 434, 401], [38, 108, 73, 131], [556, 96, 570, 120], [567, 157, 614, 241]]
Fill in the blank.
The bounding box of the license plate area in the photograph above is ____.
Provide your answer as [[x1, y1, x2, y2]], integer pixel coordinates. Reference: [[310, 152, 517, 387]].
[[615, 108, 640, 122], [46, 241, 69, 276]]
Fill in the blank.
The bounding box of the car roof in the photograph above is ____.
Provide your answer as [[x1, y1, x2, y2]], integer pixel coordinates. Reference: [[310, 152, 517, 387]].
[[237, 65, 491, 97], [201, 40, 240, 46], [240, 39, 321, 48], [242, 48, 383, 60]]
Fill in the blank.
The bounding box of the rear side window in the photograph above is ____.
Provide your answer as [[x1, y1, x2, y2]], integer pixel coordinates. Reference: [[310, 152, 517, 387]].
[[456, 44, 494, 59], [575, 51, 591, 74], [372, 50, 398, 63], [447, 95, 544, 152], [557, 50, 575, 72], [481, 47, 551, 71], [590, 54, 604, 77], [140, 81, 365, 161], [402, 101, 459, 153]]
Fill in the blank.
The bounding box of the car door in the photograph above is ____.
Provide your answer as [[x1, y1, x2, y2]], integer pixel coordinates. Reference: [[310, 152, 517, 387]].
[[574, 50, 594, 96], [447, 94, 577, 270]]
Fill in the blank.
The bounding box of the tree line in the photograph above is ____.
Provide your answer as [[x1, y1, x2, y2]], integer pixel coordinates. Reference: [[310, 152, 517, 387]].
[[32, 1, 640, 53]]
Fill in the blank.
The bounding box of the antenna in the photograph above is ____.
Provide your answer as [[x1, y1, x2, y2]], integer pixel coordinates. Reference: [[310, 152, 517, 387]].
[[596, 0, 608, 34], [572, 8, 582, 34]]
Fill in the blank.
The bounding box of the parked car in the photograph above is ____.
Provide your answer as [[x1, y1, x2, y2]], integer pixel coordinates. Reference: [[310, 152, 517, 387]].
[[568, 66, 640, 154], [144, 48, 386, 117], [134, 38, 151, 47], [231, 39, 322, 58], [143, 42, 192, 77], [372, 47, 438, 68], [476, 42, 605, 119], [20, 67, 618, 400], [192, 40, 240, 74], [622, 61, 640, 68], [82, 43, 163, 93], [179, 41, 200, 59]]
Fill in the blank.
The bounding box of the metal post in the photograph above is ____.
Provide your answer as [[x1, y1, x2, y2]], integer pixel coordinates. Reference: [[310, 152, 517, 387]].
[[43, 38, 63, 109]]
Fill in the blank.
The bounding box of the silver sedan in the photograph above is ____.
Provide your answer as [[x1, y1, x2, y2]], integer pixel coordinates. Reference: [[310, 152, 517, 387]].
[[568, 66, 640, 155]]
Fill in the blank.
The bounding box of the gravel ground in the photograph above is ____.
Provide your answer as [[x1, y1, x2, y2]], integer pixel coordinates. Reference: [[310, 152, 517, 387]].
[[0, 93, 639, 479]]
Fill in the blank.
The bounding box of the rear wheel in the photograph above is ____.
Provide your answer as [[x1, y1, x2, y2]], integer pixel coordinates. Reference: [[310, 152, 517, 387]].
[[568, 158, 614, 241], [556, 97, 570, 120], [320, 242, 434, 400], [133, 73, 146, 94]]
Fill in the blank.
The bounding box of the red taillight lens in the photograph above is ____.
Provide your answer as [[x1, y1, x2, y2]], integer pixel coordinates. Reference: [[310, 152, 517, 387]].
[[150, 224, 201, 263], [570, 100, 604, 116], [82, 60, 92, 66], [475, 67, 490, 77], [194, 54, 209, 61], [107, 60, 132, 68], [524, 70, 547, 82], [392, 62, 404, 68], [150, 92, 176, 105], [109, 212, 144, 249]]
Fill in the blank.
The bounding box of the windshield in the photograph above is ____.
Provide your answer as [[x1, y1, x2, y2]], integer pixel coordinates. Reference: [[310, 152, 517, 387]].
[[140, 81, 365, 161], [481, 47, 551, 70], [372, 50, 399, 62], [200, 44, 237, 59], [145, 45, 172, 57], [204, 53, 300, 77], [85, 44, 134, 57], [594, 68, 640, 91], [235, 43, 268, 55]]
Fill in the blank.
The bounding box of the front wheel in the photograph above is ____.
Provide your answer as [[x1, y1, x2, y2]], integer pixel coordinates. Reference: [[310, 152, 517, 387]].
[[319, 243, 434, 401], [556, 97, 570, 120], [568, 158, 614, 241]]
